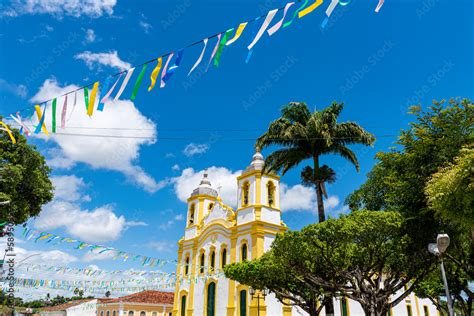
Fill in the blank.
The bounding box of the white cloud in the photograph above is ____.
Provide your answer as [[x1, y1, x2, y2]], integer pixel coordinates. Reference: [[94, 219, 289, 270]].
[[125, 220, 148, 227], [172, 167, 241, 206], [174, 214, 184, 221], [4, 0, 117, 18], [139, 20, 152, 33], [29, 78, 163, 193], [75, 51, 131, 71], [35, 201, 127, 243], [45, 25, 54, 32], [183, 143, 209, 157], [84, 28, 96, 43], [50, 175, 88, 202], [280, 184, 347, 216], [0, 78, 27, 98], [171, 164, 180, 171]]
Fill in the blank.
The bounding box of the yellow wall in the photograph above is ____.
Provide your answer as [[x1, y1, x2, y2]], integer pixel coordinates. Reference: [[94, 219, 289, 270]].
[[97, 303, 173, 316]]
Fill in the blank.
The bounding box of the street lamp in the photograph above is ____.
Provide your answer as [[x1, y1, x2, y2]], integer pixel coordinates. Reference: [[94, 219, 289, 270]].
[[249, 287, 269, 316], [428, 234, 454, 316]]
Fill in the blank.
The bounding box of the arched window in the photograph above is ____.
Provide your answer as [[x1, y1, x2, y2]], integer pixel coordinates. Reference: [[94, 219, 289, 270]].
[[341, 297, 349, 316], [184, 256, 190, 276], [210, 250, 216, 272], [101, 312, 104, 316], [239, 290, 247, 316], [113, 312, 116, 316], [181, 295, 187, 316], [241, 243, 248, 261], [207, 282, 216, 316], [140, 312, 146, 316], [152, 313, 157, 316], [189, 204, 195, 225], [106, 311, 110, 316], [200, 252, 205, 274], [221, 248, 227, 268], [242, 182, 250, 206], [267, 181, 275, 207], [128, 312, 134, 316]]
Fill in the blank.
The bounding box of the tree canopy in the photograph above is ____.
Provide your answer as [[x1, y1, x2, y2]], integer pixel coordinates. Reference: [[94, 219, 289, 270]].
[[346, 99, 473, 315], [225, 211, 429, 316], [0, 122, 53, 224]]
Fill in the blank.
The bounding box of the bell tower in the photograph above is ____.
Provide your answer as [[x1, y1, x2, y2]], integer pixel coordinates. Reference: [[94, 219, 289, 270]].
[[184, 173, 219, 240], [236, 149, 281, 225]]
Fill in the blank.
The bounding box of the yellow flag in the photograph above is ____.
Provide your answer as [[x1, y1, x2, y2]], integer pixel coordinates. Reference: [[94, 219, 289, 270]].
[[0, 121, 16, 144], [148, 57, 163, 91], [226, 22, 248, 46], [34, 105, 49, 135], [87, 82, 99, 117], [298, 0, 323, 18]]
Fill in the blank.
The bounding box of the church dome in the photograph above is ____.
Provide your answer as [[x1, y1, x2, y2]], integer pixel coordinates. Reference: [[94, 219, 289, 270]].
[[191, 173, 218, 197], [245, 149, 265, 171]]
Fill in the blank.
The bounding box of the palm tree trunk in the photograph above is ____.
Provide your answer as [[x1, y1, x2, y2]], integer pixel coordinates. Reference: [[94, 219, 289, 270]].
[[313, 155, 325, 223]]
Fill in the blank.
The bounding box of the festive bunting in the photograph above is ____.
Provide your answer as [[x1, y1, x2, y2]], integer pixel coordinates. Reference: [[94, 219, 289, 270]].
[[207, 34, 221, 71], [100, 73, 122, 107], [375, 0, 384, 12], [148, 57, 163, 90], [246, 10, 278, 63], [283, 0, 308, 28], [214, 29, 234, 67], [267, 2, 295, 36], [131, 64, 148, 100], [114, 68, 135, 101], [22, 226, 176, 267], [87, 82, 99, 117], [162, 50, 184, 85], [61, 95, 67, 129], [83, 87, 89, 110], [51, 98, 57, 133], [298, 0, 323, 18], [2, 0, 379, 138], [188, 39, 208, 75], [10, 113, 30, 136], [0, 122, 16, 144], [34, 104, 48, 135], [160, 53, 174, 88], [226, 22, 248, 46], [248, 10, 278, 50], [97, 76, 111, 111]]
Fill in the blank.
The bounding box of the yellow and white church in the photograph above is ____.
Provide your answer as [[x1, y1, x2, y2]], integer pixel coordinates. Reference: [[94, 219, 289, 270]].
[[172, 151, 438, 316]]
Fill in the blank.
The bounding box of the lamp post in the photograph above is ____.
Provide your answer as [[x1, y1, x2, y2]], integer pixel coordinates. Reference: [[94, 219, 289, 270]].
[[249, 287, 268, 316], [428, 234, 454, 316]]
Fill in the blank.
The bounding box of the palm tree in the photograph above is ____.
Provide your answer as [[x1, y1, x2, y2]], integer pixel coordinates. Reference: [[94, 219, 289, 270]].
[[256, 102, 375, 223]]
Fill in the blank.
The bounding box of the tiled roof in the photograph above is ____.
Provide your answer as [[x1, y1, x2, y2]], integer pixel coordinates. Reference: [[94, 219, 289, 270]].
[[107, 290, 174, 305], [40, 299, 94, 312]]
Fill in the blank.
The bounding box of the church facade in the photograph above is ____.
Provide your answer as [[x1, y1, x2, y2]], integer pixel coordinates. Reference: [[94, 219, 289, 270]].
[[172, 151, 439, 316]]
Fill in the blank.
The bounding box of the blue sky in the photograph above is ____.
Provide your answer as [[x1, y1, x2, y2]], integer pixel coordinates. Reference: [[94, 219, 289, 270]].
[[0, 0, 472, 299]]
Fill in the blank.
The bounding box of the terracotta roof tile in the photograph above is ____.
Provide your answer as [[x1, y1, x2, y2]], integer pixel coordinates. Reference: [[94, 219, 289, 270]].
[[107, 290, 174, 305]]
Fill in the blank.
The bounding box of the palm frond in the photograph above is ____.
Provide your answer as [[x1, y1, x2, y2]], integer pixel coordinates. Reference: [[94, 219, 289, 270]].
[[264, 147, 310, 175], [326, 144, 360, 171]]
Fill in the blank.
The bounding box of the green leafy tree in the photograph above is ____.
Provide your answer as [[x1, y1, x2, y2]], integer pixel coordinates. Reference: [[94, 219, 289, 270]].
[[256, 102, 374, 223], [346, 99, 474, 314], [425, 146, 474, 233], [226, 211, 430, 316], [0, 121, 53, 224], [225, 251, 327, 316]]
